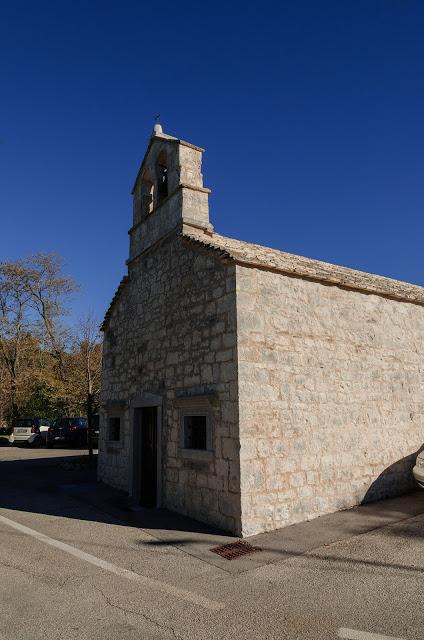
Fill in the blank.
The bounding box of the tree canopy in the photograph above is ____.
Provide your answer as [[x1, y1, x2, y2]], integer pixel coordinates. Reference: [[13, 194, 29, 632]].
[[0, 254, 102, 424]]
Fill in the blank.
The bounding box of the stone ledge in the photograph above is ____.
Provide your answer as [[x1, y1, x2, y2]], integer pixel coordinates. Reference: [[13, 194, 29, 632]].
[[105, 444, 122, 454], [172, 394, 217, 408], [128, 184, 212, 236], [178, 448, 214, 462]]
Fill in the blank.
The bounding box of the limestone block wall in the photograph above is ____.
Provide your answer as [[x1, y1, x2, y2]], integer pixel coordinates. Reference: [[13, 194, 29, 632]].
[[130, 191, 183, 258], [99, 234, 241, 533], [130, 136, 210, 260], [236, 264, 424, 536], [178, 144, 203, 187]]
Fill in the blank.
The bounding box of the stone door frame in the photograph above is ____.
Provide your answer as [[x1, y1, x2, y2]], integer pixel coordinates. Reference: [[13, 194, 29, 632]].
[[129, 393, 163, 508]]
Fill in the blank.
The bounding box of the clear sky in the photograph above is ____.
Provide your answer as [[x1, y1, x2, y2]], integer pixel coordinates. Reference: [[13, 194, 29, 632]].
[[1, 1, 423, 324]]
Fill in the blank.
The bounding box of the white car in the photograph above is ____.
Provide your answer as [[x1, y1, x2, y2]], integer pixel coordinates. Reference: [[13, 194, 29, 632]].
[[412, 451, 424, 489], [12, 418, 51, 447]]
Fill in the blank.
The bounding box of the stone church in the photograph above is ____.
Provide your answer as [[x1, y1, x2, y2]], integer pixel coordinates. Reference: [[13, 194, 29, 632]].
[[99, 124, 424, 537]]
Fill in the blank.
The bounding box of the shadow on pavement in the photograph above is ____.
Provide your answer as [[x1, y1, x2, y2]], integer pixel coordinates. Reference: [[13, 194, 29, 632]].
[[2, 449, 424, 575], [0, 452, 231, 539]]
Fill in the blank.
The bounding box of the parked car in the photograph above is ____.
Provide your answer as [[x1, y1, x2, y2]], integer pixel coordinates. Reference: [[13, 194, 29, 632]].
[[88, 414, 99, 448], [46, 417, 88, 447], [12, 417, 50, 447], [412, 451, 424, 489], [0, 423, 13, 445], [38, 418, 52, 443]]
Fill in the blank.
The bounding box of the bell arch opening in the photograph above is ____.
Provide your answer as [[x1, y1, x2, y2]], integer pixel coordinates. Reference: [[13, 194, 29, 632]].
[[141, 169, 154, 217], [156, 150, 168, 206]]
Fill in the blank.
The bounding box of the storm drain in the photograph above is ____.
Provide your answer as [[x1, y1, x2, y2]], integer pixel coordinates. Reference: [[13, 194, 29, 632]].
[[210, 540, 261, 560]]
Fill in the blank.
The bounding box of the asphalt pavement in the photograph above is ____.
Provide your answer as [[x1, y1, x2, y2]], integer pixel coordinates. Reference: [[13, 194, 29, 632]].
[[1, 445, 424, 640]]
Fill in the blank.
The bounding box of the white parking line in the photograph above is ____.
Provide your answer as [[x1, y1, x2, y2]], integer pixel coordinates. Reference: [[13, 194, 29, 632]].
[[0, 513, 224, 612], [338, 628, 405, 640]]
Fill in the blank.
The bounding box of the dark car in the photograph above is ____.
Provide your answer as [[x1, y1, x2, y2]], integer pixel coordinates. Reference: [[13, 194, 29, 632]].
[[88, 414, 99, 448], [46, 417, 88, 448]]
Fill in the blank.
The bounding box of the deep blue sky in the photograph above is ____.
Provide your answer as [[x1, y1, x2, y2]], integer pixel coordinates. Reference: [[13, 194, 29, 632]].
[[1, 1, 423, 324]]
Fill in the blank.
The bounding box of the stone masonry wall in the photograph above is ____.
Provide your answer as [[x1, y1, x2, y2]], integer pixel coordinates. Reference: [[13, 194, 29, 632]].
[[99, 233, 241, 534], [236, 264, 424, 536]]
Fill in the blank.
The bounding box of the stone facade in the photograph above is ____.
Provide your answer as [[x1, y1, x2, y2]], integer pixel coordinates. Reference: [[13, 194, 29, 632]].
[[100, 234, 240, 532], [99, 125, 424, 536], [236, 266, 424, 536], [99, 125, 241, 533]]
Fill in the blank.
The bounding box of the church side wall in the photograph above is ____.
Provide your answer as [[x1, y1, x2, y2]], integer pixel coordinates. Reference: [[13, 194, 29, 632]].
[[98, 235, 241, 534], [236, 264, 424, 536]]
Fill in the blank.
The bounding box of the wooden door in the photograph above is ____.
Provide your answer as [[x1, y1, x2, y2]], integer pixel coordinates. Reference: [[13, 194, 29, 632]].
[[139, 406, 157, 507]]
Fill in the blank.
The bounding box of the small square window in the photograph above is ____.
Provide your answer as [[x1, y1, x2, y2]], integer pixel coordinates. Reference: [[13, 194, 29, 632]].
[[183, 415, 207, 450], [108, 417, 121, 441]]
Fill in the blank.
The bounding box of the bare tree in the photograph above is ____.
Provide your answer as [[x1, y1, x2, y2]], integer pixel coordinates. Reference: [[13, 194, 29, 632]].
[[13, 254, 78, 381], [0, 254, 104, 433], [0, 254, 78, 420], [73, 314, 102, 455], [0, 264, 31, 418]]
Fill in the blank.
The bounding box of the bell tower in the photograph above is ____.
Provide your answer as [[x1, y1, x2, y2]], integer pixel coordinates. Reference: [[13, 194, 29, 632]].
[[128, 124, 212, 261]]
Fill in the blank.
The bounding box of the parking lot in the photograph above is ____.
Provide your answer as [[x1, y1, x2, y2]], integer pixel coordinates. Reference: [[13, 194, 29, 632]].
[[1, 445, 424, 640], [0, 443, 93, 462]]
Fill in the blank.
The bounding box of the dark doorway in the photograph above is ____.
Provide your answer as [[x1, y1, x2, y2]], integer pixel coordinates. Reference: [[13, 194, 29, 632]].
[[135, 407, 158, 507]]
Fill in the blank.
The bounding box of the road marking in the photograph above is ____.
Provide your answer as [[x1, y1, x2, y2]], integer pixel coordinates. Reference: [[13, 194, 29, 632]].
[[0, 513, 224, 612], [338, 628, 405, 640]]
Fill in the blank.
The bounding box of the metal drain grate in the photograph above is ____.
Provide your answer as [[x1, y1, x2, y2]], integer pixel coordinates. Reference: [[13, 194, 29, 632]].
[[210, 540, 261, 560]]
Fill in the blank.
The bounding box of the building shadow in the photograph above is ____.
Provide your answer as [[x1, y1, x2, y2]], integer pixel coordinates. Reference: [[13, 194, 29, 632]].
[[1, 447, 424, 560], [362, 446, 423, 504], [0, 452, 232, 539]]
